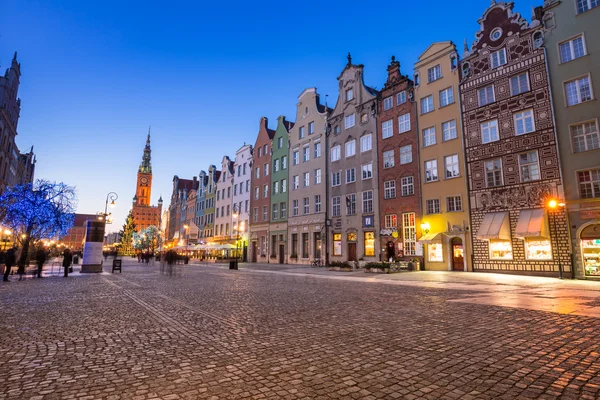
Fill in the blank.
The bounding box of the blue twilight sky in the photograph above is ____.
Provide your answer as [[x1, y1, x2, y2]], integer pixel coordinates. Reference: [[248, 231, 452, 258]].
[[1, 0, 540, 232]]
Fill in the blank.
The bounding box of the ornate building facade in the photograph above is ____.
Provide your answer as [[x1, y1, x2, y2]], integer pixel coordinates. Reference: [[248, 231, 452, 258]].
[[376, 57, 422, 265], [131, 132, 162, 232], [214, 156, 235, 244], [287, 88, 329, 264], [460, 1, 571, 276], [542, 0, 600, 277], [249, 117, 275, 262], [232, 144, 252, 260], [166, 175, 198, 245], [327, 55, 380, 263], [414, 42, 471, 271]]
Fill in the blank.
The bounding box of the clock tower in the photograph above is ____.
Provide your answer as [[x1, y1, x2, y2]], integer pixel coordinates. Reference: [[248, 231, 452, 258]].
[[136, 129, 152, 206], [131, 128, 162, 234]]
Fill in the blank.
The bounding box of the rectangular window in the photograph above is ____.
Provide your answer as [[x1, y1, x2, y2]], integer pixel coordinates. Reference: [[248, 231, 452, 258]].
[[281, 179, 287, 193], [291, 233, 298, 256], [384, 180, 396, 199], [565, 76, 593, 106], [332, 196, 341, 217], [401, 176, 414, 196], [382, 120, 393, 139], [346, 168, 356, 183], [333, 233, 342, 256], [397, 91, 406, 105], [254, 187, 259, 199], [439, 87, 454, 107], [308, 121, 315, 135], [253, 207, 258, 222], [331, 171, 341, 186], [302, 233, 309, 258], [423, 127, 436, 147], [426, 199, 440, 214], [485, 158, 503, 187], [447, 196, 462, 212], [293, 150, 299, 165], [578, 168, 600, 198], [383, 96, 393, 110], [514, 109, 535, 135], [314, 195, 321, 213], [345, 113, 356, 129], [345, 140, 356, 157], [519, 151, 540, 182], [420, 95, 434, 114], [442, 120, 457, 141], [314, 142, 321, 158], [263, 184, 269, 198], [272, 203, 278, 220], [281, 155, 287, 169], [292, 175, 299, 190], [490, 48, 507, 68], [292, 199, 299, 216], [258, 147, 262, 157], [510, 73, 530, 95], [560, 35, 586, 63], [274, 158, 279, 172], [299, 126, 305, 139], [303, 172, 310, 187], [278, 137, 283, 149], [280, 202, 287, 218], [425, 159, 438, 182], [384, 214, 397, 228], [428, 64, 442, 82], [577, 0, 599, 13], [383, 150, 395, 169], [302, 146, 309, 162], [481, 120, 499, 144], [361, 134, 372, 152], [364, 232, 375, 257], [361, 163, 373, 180], [362, 190, 374, 213], [400, 145, 412, 164], [346, 193, 356, 215], [264, 163, 269, 176], [331, 145, 341, 161], [314, 168, 322, 184], [273, 183, 279, 195], [346, 88, 354, 101], [478, 85, 495, 106], [398, 113, 411, 133], [490, 240, 513, 260], [402, 213, 416, 256], [572, 120, 600, 153], [262, 206, 268, 221], [444, 154, 460, 178]]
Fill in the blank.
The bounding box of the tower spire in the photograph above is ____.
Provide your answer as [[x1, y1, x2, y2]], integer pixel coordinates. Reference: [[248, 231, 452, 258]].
[[139, 128, 152, 174]]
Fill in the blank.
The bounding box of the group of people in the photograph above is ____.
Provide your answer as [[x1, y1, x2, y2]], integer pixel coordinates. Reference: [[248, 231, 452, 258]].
[[137, 252, 154, 263], [1, 247, 74, 282]]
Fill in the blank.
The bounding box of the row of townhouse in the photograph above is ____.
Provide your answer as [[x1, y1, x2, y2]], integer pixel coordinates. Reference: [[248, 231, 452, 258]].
[[165, 0, 599, 277]]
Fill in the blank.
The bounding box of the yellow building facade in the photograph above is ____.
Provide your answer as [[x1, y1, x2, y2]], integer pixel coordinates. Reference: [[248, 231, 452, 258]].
[[414, 42, 472, 271]]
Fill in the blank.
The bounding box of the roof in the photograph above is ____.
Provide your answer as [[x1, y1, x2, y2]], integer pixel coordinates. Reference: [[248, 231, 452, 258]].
[[176, 178, 199, 191]]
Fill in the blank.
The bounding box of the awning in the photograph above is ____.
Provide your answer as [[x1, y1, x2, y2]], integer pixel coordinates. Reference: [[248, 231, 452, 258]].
[[514, 209, 549, 239], [419, 232, 443, 243], [477, 212, 511, 240]]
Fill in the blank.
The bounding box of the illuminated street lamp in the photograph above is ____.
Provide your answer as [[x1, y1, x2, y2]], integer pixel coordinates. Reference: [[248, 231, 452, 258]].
[[183, 224, 189, 250], [547, 199, 566, 279]]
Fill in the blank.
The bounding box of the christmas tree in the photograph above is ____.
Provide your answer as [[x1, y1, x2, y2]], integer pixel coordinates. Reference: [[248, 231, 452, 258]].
[[118, 210, 136, 256]]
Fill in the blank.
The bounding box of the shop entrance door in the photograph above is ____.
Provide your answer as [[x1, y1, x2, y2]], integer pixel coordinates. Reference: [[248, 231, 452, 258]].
[[452, 237, 464, 271], [279, 244, 285, 264], [251, 242, 257, 263], [348, 243, 357, 262]]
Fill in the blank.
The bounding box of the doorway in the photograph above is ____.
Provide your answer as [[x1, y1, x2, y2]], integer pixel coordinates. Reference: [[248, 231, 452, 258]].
[[279, 244, 285, 264], [348, 243, 357, 262], [451, 237, 464, 271], [251, 242, 257, 263]]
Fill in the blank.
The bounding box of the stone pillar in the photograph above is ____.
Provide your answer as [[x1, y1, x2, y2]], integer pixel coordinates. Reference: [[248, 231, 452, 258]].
[[81, 220, 105, 273]]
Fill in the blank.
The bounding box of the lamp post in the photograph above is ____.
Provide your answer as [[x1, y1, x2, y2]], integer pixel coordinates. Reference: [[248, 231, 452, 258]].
[[547, 199, 566, 279], [101, 192, 118, 223]]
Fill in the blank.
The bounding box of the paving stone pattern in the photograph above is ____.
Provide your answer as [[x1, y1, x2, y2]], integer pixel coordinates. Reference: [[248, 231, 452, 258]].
[[1, 263, 600, 399]]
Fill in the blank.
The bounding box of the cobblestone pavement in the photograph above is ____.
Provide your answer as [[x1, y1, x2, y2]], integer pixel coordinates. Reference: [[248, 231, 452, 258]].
[[2, 262, 600, 399]]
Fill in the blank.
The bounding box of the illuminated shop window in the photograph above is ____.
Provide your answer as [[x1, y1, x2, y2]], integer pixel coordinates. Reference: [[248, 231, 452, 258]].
[[489, 239, 513, 260], [525, 239, 552, 260], [333, 233, 342, 256], [428, 242, 443, 262], [364, 232, 375, 256]]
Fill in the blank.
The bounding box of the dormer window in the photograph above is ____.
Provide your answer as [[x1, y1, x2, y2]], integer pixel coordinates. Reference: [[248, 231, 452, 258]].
[[490, 48, 507, 69], [345, 88, 354, 101], [450, 55, 458, 70], [414, 72, 420, 86]]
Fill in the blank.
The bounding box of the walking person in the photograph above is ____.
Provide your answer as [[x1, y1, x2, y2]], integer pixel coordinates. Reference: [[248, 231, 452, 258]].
[[63, 248, 73, 277], [35, 248, 48, 278], [3, 247, 16, 282]]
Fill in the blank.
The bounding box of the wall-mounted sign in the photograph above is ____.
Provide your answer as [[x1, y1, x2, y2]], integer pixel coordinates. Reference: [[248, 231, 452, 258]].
[[363, 215, 374, 227]]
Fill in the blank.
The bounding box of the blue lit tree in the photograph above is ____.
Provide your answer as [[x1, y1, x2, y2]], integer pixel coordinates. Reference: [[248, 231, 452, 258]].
[[0, 180, 77, 271]]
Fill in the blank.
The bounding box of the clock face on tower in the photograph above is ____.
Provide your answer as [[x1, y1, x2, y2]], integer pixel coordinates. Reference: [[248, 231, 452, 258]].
[[141, 177, 148, 185]]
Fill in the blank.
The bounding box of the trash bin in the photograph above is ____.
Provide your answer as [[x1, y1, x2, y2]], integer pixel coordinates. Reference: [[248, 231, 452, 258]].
[[229, 260, 238, 270], [184, 256, 189, 265]]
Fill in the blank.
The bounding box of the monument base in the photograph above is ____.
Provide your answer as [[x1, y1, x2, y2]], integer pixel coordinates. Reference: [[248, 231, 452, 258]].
[[80, 264, 103, 273]]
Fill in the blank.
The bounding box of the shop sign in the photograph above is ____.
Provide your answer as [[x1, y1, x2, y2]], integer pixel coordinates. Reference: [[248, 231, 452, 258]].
[[380, 228, 398, 236], [363, 215, 374, 227]]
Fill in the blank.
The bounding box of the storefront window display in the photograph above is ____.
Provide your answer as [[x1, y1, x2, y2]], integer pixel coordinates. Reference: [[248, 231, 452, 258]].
[[489, 239, 513, 260], [525, 239, 552, 260], [364, 232, 375, 256], [333, 233, 342, 256], [428, 242, 443, 262], [582, 239, 600, 276]]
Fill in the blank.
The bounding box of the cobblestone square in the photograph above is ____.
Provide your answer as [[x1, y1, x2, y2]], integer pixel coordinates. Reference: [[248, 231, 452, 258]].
[[2, 262, 600, 399]]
